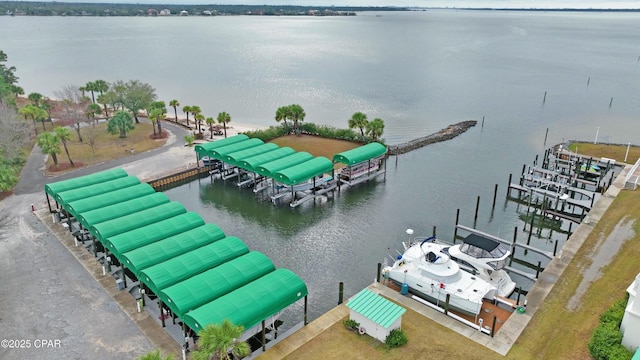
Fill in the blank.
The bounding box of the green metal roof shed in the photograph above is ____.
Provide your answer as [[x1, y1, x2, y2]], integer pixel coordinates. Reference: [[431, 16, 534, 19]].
[[103, 211, 204, 258], [346, 289, 406, 342], [44, 168, 128, 197], [333, 142, 387, 166], [90, 201, 186, 243], [65, 183, 156, 219], [237, 147, 296, 172], [194, 134, 249, 160], [183, 268, 308, 334], [209, 138, 264, 161], [139, 236, 249, 295], [254, 152, 314, 178], [54, 176, 140, 206], [223, 143, 279, 166], [77, 192, 169, 231], [159, 251, 275, 318], [273, 156, 334, 185], [121, 223, 225, 277]]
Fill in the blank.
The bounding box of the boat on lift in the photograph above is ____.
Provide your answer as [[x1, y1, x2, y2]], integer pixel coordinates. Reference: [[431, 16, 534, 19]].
[[384, 237, 497, 317]]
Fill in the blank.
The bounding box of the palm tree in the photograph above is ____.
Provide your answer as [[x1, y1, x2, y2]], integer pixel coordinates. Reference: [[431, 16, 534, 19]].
[[19, 104, 46, 136], [195, 113, 205, 134], [85, 81, 96, 103], [93, 79, 109, 97], [54, 126, 74, 167], [136, 349, 174, 360], [348, 111, 368, 137], [107, 110, 135, 138], [366, 118, 385, 142], [206, 117, 215, 139], [96, 92, 111, 120], [217, 111, 231, 138], [275, 106, 290, 128], [148, 108, 163, 137], [289, 104, 305, 134], [169, 99, 180, 123], [86, 103, 103, 127], [182, 105, 192, 127], [148, 101, 167, 136], [192, 320, 250, 360], [191, 106, 202, 132], [36, 132, 61, 166]]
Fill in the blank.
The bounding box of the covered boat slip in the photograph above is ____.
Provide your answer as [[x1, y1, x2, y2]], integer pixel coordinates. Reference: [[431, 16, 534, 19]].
[[43, 168, 128, 211], [194, 134, 249, 160], [333, 142, 387, 187], [44, 169, 309, 348]]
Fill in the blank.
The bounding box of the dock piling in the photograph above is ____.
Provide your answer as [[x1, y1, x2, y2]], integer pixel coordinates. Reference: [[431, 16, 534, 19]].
[[338, 282, 344, 304]]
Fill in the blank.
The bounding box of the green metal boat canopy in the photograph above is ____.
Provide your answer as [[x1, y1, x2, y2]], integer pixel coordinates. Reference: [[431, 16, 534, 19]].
[[236, 147, 296, 172], [254, 152, 314, 178], [333, 142, 387, 166], [194, 134, 249, 160], [43, 168, 309, 337], [223, 143, 279, 166], [273, 156, 334, 186], [209, 138, 264, 160], [184, 268, 308, 334]]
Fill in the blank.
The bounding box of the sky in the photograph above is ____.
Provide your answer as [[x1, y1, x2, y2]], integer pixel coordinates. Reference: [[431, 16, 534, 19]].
[[14, 0, 640, 8]]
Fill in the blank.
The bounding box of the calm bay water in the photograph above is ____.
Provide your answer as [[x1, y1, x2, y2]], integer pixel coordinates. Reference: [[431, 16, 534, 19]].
[[3, 11, 640, 328]]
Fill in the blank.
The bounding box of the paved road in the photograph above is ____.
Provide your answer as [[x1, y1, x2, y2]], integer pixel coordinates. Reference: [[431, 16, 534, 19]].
[[0, 121, 194, 360]]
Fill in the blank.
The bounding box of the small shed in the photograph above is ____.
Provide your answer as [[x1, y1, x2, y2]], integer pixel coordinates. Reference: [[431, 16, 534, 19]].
[[622, 273, 640, 352], [346, 289, 406, 342]]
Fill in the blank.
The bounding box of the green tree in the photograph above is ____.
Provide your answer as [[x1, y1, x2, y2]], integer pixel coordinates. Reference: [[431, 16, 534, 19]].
[[54, 126, 74, 167], [289, 104, 305, 133], [366, 118, 384, 141], [147, 100, 167, 136], [93, 79, 109, 97], [36, 131, 61, 166], [86, 102, 103, 126], [96, 92, 112, 119], [10, 84, 23, 97], [119, 80, 157, 124], [27, 92, 43, 107], [19, 104, 47, 136], [190, 105, 202, 132], [84, 81, 96, 103], [182, 105, 192, 127], [275, 105, 290, 128], [107, 110, 135, 138], [195, 113, 205, 135], [0, 50, 19, 86], [192, 320, 250, 360], [136, 349, 174, 360], [348, 111, 368, 137], [169, 99, 180, 123], [217, 111, 231, 138], [206, 116, 215, 139]]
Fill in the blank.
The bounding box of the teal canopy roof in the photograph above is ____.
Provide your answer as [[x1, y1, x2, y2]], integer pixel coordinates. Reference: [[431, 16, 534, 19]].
[[159, 251, 275, 318], [139, 236, 249, 295], [254, 152, 314, 178], [90, 201, 186, 243], [209, 138, 264, 160], [273, 156, 334, 185], [65, 183, 155, 219], [121, 223, 225, 277], [194, 134, 249, 159], [223, 143, 279, 166], [44, 168, 128, 197], [333, 142, 387, 166], [103, 211, 204, 258], [346, 289, 406, 328], [236, 147, 296, 172], [54, 176, 140, 206], [183, 268, 308, 333], [77, 192, 169, 231]]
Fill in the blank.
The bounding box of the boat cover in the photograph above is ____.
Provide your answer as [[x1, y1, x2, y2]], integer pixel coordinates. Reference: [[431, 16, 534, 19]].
[[194, 134, 249, 159], [333, 142, 387, 166], [273, 157, 334, 186]]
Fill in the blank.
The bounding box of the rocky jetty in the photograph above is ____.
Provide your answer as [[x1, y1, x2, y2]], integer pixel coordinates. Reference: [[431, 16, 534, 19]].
[[387, 120, 477, 155]]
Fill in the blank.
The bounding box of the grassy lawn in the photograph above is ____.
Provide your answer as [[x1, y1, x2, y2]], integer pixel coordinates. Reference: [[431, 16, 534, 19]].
[[268, 134, 361, 161], [44, 122, 165, 173], [568, 142, 640, 165], [281, 144, 640, 360]]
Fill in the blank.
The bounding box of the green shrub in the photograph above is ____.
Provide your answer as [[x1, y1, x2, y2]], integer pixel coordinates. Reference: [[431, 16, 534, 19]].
[[588, 295, 632, 360], [242, 122, 384, 145], [385, 328, 408, 349], [343, 319, 359, 331], [184, 134, 195, 146]]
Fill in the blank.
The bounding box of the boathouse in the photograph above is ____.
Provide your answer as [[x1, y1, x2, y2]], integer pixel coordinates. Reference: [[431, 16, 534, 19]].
[[333, 142, 387, 187], [346, 289, 406, 343], [43, 169, 309, 349]]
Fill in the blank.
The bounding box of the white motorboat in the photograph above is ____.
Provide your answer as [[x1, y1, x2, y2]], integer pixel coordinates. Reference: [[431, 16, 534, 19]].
[[338, 156, 382, 181], [384, 238, 497, 317], [444, 234, 516, 298]]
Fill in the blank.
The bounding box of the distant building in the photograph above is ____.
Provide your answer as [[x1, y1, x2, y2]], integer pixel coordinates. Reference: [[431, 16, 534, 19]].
[[621, 273, 640, 352], [159, 9, 171, 16], [179, 10, 188, 16], [147, 9, 158, 16], [202, 10, 212, 16]]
